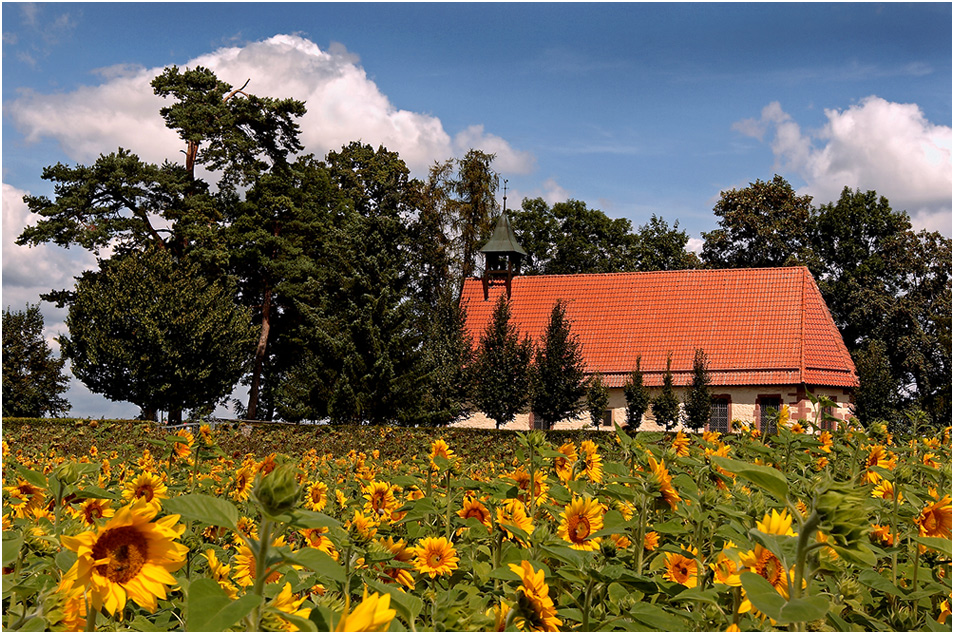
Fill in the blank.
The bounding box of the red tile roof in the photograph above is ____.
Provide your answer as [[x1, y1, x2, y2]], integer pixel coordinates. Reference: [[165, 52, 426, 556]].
[[460, 267, 859, 389]]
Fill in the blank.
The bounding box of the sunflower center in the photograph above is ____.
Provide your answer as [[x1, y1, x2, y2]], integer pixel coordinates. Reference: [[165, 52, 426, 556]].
[[134, 483, 155, 502], [428, 552, 443, 567], [92, 526, 148, 583], [569, 516, 591, 542], [756, 550, 783, 587], [84, 504, 105, 522]]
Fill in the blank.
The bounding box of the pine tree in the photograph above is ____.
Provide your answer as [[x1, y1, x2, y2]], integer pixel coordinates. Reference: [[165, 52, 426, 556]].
[[471, 295, 532, 429], [530, 300, 587, 430], [652, 353, 680, 432], [2, 304, 72, 417], [418, 297, 474, 426], [624, 355, 651, 430], [684, 348, 712, 431], [586, 374, 610, 429]]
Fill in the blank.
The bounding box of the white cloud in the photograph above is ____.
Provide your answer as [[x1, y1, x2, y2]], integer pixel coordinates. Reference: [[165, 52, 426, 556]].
[[734, 97, 952, 235], [6, 34, 533, 176]]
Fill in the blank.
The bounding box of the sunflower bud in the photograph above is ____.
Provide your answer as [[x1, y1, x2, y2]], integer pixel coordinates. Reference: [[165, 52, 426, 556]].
[[52, 462, 81, 487], [252, 463, 302, 518]]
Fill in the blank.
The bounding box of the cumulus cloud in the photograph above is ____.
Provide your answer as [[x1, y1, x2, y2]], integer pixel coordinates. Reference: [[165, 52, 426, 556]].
[[733, 97, 952, 234], [6, 34, 533, 175]]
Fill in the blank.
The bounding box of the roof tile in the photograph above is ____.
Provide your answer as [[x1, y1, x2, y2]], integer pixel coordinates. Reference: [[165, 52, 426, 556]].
[[461, 267, 859, 388]]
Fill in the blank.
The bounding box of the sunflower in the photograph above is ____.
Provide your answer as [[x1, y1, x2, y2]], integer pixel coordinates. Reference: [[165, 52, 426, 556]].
[[228, 466, 255, 502], [671, 431, 690, 457], [304, 481, 329, 511], [412, 536, 459, 578], [923, 453, 940, 469], [580, 440, 603, 483], [457, 496, 492, 532], [301, 526, 339, 559], [662, 545, 699, 587], [869, 524, 896, 547], [429, 439, 457, 471], [197, 424, 215, 447], [121, 471, 168, 503], [738, 544, 795, 603], [203, 549, 239, 599], [643, 531, 660, 552], [347, 510, 379, 542], [4, 478, 45, 518], [508, 560, 562, 632], [60, 498, 187, 615], [871, 478, 900, 502], [553, 441, 578, 483], [362, 481, 399, 520], [863, 445, 897, 484], [646, 455, 681, 511], [264, 582, 312, 631], [172, 429, 194, 459], [72, 498, 115, 527], [51, 577, 87, 631], [378, 537, 415, 588], [702, 430, 721, 444], [917, 495, 952, 540], [755, 509, 797, 536], [818, 430, 833, 453], [496, 499, 534, 541], [711, 545, 741, 586], [505, 466, 550, 506], [335, 589, 395, 632], [232, 539, 284, 588], [557, 496, 604, 551], [488, 599, 511, 631]]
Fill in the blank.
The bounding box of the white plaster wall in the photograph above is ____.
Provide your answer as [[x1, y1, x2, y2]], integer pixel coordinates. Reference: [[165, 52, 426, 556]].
[[451, 385, 854, 432]]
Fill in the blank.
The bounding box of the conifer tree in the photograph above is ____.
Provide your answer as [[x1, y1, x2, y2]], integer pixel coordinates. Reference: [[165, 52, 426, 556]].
[[624, 355, 651, 430], [471, 295, 532, 429], [530, 300, 587, 430], [684, 348, 712, 431], [2, 304, 72, 418], [652, 353, 680, 432], [586, 374, 610, 429]]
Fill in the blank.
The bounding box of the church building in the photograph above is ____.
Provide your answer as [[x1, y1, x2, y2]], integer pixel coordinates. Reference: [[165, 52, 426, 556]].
[[456, 213, 859, 432]]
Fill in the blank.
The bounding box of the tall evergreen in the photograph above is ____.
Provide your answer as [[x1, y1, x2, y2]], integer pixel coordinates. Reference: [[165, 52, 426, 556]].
[[586, 374, 610, 429], [418, 297, 474, 426], [624, 355, 651, 431], [684, 348, 712, 431], [652, 353, 680, 432], [471, 295, 532, 429], [530, 300, 587, 430], [2, 304, 72, 418]]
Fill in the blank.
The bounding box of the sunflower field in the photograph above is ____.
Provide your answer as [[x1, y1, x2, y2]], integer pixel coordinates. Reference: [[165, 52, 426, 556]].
[[1, 414, 951, 632]]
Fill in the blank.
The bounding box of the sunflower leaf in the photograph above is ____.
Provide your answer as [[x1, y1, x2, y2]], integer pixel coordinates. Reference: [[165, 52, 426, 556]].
[[710, 456, 789, 502], [914, 536, 952, 557], [162, 494, 239, 530], [739, 570, 785, 621], [2, 532, 23, 567], [186, 578, 262, 631], [778, 596, 830, 624], [283, 547, 346, 584]]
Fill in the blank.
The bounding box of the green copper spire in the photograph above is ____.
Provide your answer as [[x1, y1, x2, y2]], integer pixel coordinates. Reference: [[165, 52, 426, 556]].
[[479, 212, 527, 256]]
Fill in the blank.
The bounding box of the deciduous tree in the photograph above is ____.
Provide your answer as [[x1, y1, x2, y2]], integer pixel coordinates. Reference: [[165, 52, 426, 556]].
[[62, 249, 255, 424]]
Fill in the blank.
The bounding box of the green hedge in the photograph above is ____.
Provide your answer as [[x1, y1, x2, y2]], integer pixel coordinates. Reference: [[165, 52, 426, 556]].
[[1, 418, 630, 465]]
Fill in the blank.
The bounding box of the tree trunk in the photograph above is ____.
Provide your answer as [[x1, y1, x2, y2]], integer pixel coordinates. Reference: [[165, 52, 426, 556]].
[[168, 406, 183, 426], [142, 407, 158, 422], [246, 286, 272, 420]]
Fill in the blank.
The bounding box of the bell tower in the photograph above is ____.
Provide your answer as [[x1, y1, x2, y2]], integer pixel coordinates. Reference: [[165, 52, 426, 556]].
[[479, 182, 527, 300]]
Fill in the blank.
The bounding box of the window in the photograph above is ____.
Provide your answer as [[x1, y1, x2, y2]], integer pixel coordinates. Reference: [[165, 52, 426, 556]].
[[760, 397, 782, 434], [710, 398, 729, 433], [602, 409, 614, 428]]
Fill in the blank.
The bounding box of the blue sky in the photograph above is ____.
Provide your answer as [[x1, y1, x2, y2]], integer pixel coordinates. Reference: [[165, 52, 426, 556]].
[[3, 2, 952, 419]]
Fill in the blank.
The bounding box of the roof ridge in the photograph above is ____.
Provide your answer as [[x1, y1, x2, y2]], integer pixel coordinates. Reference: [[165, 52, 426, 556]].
[[481, 266, 811, 282]]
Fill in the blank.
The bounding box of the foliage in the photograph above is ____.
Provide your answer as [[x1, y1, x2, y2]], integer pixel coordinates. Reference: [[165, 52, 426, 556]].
[[623, 356, 651, 431], [2, 415, 950, 632], [61, 249, 255, 425], [277, 208, 426, 425], [470, 295, 533, 429], [683, 348, 712, 431], [511, 199, 697, 275], [586, 374, 610, 429], [651, 353, 680, 432], [529, 300, 587, 429], [2, 304, 71, 417], [700, 174, 815, 269]]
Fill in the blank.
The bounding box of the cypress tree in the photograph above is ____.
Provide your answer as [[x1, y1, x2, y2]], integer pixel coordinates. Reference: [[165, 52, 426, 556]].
[[624, 355, 651, 430], [684, 348, 712, 431], [586, 374, 610, 429], [530, 300, 587, 430], [471, 294, 532, 429], [652, 353, 680, 432]]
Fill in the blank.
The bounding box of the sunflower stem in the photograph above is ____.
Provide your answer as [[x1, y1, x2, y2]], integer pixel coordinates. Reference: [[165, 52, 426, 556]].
[[248, 517, 274, 631], [84, 603, 98, 632], [633, 497, 648, 575], [445, 469, 453, 539]]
